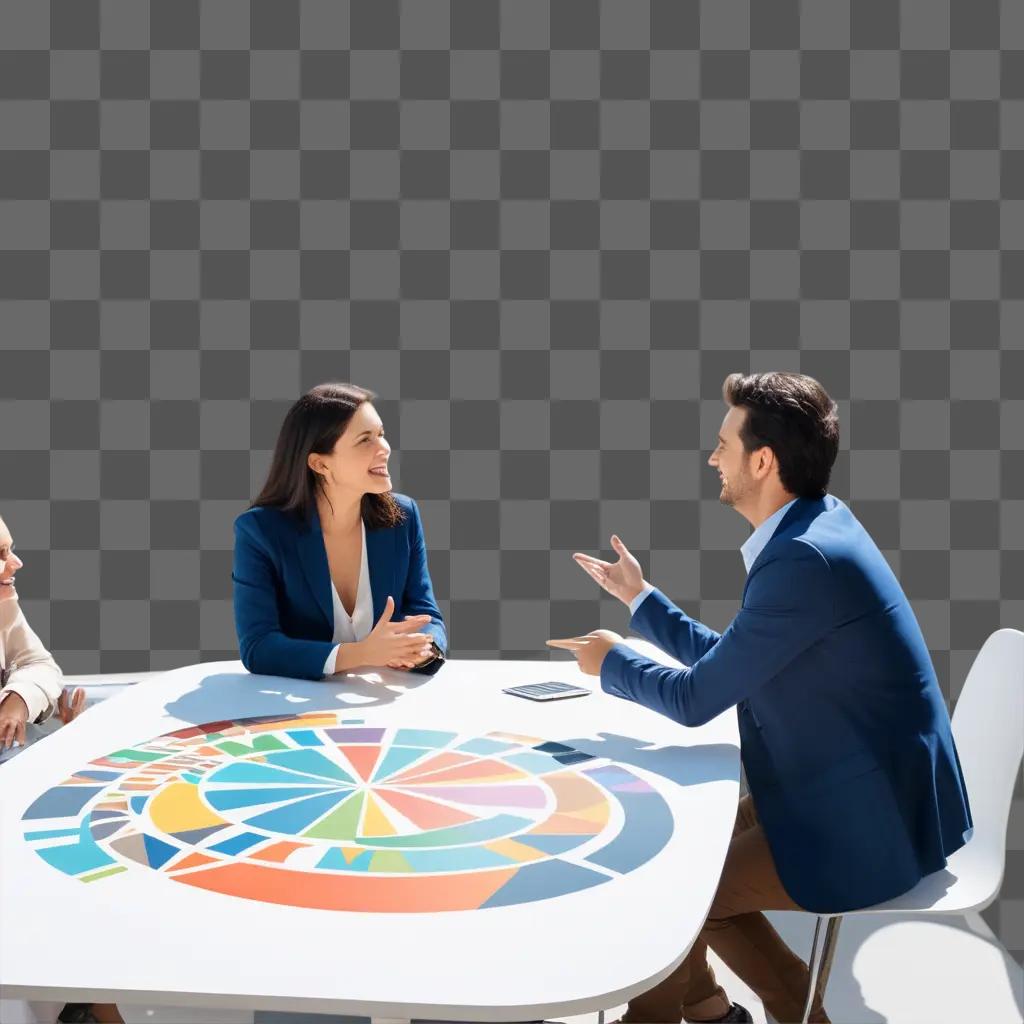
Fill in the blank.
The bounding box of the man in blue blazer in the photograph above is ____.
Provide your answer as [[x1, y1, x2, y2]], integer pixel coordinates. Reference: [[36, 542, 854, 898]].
[[550, 372, 972, 1024]]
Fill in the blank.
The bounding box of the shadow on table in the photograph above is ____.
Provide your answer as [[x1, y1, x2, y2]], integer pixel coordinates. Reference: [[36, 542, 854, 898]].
[[557, 731, 738, 789], [163, 668, 432, 726]]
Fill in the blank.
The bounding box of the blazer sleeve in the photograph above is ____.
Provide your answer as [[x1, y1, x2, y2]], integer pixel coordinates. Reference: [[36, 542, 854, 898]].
[[601, 541, 834, 727], [400, 499, 447, 675], [629, 587, 723, 666], [232, 514, 337, 681], [0, 601, 63, 724]]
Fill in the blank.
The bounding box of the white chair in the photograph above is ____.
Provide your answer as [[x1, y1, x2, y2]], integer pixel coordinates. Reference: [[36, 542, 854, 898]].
[[796, 628, 1024, 1023]]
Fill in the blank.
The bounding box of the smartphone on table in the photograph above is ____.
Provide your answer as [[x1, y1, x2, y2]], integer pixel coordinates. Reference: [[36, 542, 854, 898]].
[[502, 681, 591, 701]]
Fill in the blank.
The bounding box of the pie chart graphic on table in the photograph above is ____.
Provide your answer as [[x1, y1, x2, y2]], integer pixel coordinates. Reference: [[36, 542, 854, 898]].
[[21, 711, 674, 912]]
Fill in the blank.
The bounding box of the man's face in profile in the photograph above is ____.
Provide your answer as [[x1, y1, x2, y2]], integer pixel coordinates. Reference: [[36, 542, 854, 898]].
[[709, 406, 756, 510]]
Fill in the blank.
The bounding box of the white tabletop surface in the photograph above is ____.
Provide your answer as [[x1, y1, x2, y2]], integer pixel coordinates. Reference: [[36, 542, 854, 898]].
[[0, 640, 739, 1022]]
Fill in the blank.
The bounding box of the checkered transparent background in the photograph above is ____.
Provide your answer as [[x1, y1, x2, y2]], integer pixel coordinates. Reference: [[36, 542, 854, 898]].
[[0, 0, 1021, 964]]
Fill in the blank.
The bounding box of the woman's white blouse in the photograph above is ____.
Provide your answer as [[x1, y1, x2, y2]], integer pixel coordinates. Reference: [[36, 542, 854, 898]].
[[322, 518, 374, 676]]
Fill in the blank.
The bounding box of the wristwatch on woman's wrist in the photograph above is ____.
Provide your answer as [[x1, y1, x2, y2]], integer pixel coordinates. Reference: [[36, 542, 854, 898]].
[[420, 638, 444, 668]]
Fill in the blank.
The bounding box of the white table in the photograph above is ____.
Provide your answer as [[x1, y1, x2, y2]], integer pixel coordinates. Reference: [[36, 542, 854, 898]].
[[0, 640, 739, 1023]]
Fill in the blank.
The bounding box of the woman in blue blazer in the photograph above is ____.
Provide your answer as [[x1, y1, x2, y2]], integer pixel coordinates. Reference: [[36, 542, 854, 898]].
[[233, 383, 447, 681]]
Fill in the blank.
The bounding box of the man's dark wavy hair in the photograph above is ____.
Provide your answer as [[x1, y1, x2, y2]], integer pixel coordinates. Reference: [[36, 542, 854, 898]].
[[722, 371, 840, 499]]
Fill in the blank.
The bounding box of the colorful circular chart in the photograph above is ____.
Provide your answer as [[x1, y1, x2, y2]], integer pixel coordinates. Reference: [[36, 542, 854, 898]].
[[21, 711, 674, 912]]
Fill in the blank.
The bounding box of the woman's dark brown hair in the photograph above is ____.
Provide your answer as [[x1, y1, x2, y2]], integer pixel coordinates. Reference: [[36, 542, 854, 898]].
[[722, 371, 840, 499], [251, 383, 404, 529]]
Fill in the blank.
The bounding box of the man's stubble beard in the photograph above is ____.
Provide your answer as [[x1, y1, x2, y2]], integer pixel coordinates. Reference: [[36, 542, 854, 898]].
[[719, 467, 753, 510]]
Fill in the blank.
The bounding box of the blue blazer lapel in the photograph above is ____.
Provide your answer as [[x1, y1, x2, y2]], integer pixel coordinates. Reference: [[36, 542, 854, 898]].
[[296, 513, 333, 631], [365, 524, 397, 626]]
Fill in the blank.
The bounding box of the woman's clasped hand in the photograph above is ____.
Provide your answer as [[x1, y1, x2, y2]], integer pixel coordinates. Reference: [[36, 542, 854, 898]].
[[335, 596, 434, 673]]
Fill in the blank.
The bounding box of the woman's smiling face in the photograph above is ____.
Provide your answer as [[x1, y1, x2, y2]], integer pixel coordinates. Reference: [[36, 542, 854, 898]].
[[308, 402, 393, 495], [0, 519, 23, 602]]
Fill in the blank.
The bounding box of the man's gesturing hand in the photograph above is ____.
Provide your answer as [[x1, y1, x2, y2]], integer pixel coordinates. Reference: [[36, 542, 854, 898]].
[[546, 629, 623, 676], [572, 534, 646, 606]]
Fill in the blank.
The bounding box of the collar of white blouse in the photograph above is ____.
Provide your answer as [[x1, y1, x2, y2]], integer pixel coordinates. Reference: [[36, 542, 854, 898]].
[[329, 519, 374, 644]]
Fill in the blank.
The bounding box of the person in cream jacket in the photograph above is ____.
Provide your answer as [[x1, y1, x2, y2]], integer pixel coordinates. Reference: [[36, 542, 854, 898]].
[[0, 516, 65, 751]]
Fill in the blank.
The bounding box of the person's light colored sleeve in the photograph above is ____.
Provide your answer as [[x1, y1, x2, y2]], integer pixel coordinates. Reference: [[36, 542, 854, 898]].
[[0, 602, 63, 724], [629, 583, 655, 616], [322, 645, 340, 676]]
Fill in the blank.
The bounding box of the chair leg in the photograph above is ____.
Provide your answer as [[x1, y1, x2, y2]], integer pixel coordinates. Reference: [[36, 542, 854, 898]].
[[802, 914, 843, 1024]]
